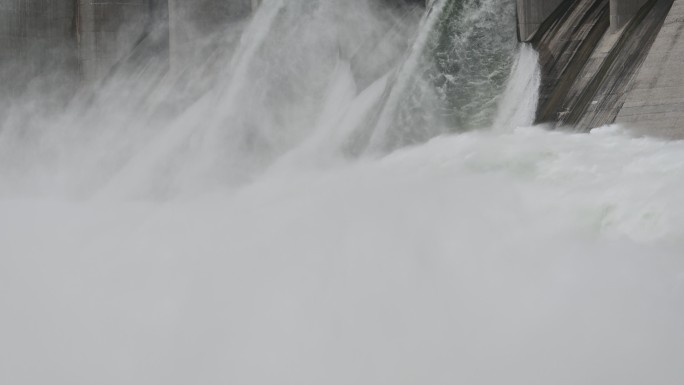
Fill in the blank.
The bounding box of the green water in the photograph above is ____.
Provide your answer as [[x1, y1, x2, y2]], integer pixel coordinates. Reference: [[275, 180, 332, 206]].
[[386, 0, 518, 147]]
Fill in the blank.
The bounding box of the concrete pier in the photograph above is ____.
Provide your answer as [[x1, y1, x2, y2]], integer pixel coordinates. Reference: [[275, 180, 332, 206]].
[[518, 0, 653, 40], [0, 0, 169, 83], [0, 1, 76, 63], [617, 0, 684, 137], [2, 0, 257, 84], [0, 1, 76, 58], [0, 0, 78, 97], [516, 0, 565, 41], [78, 0, 154, 79]]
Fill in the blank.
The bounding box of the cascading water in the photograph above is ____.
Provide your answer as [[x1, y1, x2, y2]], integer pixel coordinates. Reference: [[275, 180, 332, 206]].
[[1, 0, 684, 384], [367, 0, 519, 151]]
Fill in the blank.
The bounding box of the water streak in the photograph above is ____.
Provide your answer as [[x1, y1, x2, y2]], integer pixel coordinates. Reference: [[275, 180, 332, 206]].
[[1, 1, 683, 384]]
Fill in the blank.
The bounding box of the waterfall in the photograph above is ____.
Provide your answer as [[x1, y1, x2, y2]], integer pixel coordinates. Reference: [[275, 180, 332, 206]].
[[0, 0, 523, 197], [492, 44, 541, 130], [1, 1, 684, 385], [367, 0, 519, 151], [365, 0, 450, 152]]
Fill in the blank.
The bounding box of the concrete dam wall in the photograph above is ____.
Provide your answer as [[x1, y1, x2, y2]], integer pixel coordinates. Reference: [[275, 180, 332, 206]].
[[1, 0, 682, 136], [0, 0, 254, 89], [617, 0, 684, 137], [517, 0, 684, 135], [0, 0, 79, 97], [0, 0, 425, 93]]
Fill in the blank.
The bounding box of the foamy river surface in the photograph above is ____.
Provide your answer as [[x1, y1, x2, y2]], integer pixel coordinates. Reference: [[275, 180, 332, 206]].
[[2, 126, 684, 384]]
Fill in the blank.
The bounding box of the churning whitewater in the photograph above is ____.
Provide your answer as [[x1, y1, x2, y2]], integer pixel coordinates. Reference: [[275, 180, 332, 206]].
[[1, 0, 684, 384]]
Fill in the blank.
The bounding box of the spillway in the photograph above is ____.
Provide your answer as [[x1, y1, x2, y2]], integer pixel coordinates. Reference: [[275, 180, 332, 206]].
[[1, 1, 684, 384]]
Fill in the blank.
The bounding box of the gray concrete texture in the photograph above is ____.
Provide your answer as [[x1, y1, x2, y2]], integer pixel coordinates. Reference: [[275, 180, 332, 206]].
[[518, 0, 655, 40], [0, 0, 76, 61], [517, 0, 565, 41], [78, 0, 153, 79], [0, 0, 79, 100], [0, 0, 154, 80], [617, 0, 684, 137], [1, 0, 255, 82], [572, 0, 673, 129], [610, 0, 650, 30]]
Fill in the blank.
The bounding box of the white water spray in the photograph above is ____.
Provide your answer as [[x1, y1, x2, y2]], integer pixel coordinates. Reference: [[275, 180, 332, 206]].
[[366, 0, 448, 152], [493, 44, 541, 130], [1, 0, 683, 384]]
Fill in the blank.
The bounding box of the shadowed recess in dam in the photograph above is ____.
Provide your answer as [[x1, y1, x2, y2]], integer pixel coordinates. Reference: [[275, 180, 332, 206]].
[[1, 0, 684, 384]]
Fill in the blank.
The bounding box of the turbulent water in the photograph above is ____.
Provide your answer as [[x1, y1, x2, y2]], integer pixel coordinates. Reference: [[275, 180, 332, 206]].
[[1, 0, 684, 384]]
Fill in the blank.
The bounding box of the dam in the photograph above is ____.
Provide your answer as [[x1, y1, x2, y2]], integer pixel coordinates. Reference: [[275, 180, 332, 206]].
[[1, 0, 682, 133], [617, 0, 684, 136], [1, 1, 684, 384], [516, 0, 683, 134]]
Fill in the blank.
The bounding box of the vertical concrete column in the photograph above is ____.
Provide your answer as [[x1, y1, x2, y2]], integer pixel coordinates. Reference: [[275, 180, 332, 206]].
[[610, 0, 649, 31], [78, 0, 98, 80], [77, 0, 154, 79], [0, 0, 76, 60], [168, 0, 191, 73], [140, 0, 170, 61], [0, 0, 20, 63], [516, 0, 565, 41], [617, 0, 684, 136], [0, 0, 25, 100], [168, 0, 253, 72], [1, 0, 78, 92]]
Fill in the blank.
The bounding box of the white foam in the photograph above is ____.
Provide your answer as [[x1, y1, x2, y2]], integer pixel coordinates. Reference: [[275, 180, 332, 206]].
[[2, 127, 684, 385], [1, 0, 683, 384], [493, 44, 541, 130]]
